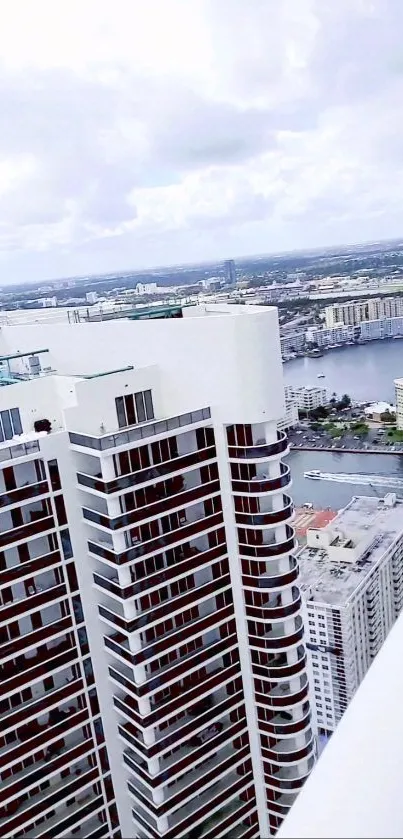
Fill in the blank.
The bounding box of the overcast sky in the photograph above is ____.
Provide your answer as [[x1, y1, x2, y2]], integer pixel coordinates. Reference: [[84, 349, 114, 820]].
[[0, 0, 402, 283]]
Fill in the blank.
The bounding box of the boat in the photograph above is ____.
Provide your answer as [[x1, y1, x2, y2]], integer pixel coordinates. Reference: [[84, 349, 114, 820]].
[[304, 470, 321, 480], [317, 373, 325, 378]]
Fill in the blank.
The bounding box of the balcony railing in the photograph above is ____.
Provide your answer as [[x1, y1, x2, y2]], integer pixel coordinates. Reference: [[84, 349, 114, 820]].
[[0, 514, 55, 549], [93, 542, 227, 599], [0, 583, 67, 624], [109, 633, 237, 698], [235, 498, 294, 528], [264, 756, 316, 792], [261, 735, 314, 765], [258, 708, 312, 737], [0, 549, 61, 588], [113, 661, 241, 728], [101, 576, 231, 634], [249, 617, 304, 652], [232, 464, 291, 495], [238, 527, 295, 559], [228, 432, 288, 460], [77, 446, 217, 495], [117, 690, 244, 759], [0, 440, 40, 464], [0, 738, 96, 805], [255, 677, 309, 710], [0, 480, 49, 509], [88, 511, 224, 565], [0, 616, 72, 661], [245, 589, 301, 622], [242, 556, 299, 590], [69, 407, 211, 451], [83, 480, 221, 530], [0, 677, 84, 736], [251, 646, 306, 681], [1, 708, 88, 771], [0, 639, 77, 694]]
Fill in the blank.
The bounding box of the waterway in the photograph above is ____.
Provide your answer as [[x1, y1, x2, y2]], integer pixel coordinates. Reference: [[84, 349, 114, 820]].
[[283, 339, 403, 402], [288, 449, 403, 509]]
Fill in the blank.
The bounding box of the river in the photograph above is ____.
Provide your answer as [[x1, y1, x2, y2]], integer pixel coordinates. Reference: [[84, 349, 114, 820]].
[[283, 338, 403, 402]]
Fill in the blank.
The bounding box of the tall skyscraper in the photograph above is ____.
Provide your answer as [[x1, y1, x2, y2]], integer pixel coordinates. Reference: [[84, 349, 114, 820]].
[[224, 259, 237, 285], [0, 304, 315, 837]]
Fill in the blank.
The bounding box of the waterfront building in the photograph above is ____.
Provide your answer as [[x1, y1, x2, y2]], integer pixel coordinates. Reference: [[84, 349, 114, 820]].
[[280, 332, 306, 357], [325, 296, 403, 328], [306, 324, 357, 348], [0, 304, 315, 838], [224, 260, 236, 285], [86, 292, 98, 304], [284, 386, 328, 412], [394, 377, 403, 430], [278, 402, 299, 432], [298, 494, 403, 737]]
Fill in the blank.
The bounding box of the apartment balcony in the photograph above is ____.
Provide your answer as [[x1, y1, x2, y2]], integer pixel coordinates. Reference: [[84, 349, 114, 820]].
[[132, 778, 256, 839], [228, 432, 288, 461], [265, 756, 316, 792], [77, 445, 217, 495], [245, 588, 301, 622], [70, 407, 211, 452], [255, 674, 309, 710], [109, 632, 238, 699], [113, 661, 241, 728], [232, 464, 291, 496], [26, 794, 106, 839], [0, 763, 100, 837], [249, 617, 304, 653], [0, 514, 55, 549], [98, 574, 234, 644], [83, 479, 220, 530], [124, 726, 248, 798], [100, 576, 231, 635], [238, 526, 296, 560], [242, 556, 299, 590], [0, 582, 67, 624], [115, 689, 244, 759], [0, 549, 61, 588], [0, 677, 84, 736], [0, 615, 73, 662], [88, 510, 224, 566], [0, 636, 78, 695], [235, 498, 294, 528], [267, 792, 298, 817], [261, 732, 314, 766], [0, 479, 49, 510], [93, 542, 227, 599], [0, 707, 88, 772], [258, 706, 311, 737], [252, 646, 307, 681]]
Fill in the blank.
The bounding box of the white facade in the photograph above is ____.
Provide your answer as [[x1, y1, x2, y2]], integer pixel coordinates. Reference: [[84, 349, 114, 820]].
[[278, 403, 299, 432], [298, 495, 403, 736], [284, 386, 328, 412], [41, 296, 58, 307], [394, 378, 403, 429], [280, 332, 305, 357], [0, 304, 315, 838], [86, 292, 98, 304], [135, 282, 158, 295]]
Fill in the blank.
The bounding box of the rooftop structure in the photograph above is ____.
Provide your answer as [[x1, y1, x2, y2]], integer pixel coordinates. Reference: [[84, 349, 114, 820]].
[[299, 494, 403, 734], [0, 304, 314, 837]]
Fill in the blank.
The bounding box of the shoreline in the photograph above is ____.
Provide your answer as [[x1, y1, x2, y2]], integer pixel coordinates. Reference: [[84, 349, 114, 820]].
[[290, 445, 403, 456]]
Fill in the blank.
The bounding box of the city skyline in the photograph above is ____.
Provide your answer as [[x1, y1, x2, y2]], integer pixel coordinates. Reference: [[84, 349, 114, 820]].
[[0, 0, 403, 282]]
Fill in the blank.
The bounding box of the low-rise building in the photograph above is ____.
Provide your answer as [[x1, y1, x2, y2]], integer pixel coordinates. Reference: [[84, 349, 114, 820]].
[[364, 401, 395, 422], [298, 494, 403, 736], [278, 401, 299, 431], [280, 331, 306, 356], [284, 385, 328, 412]]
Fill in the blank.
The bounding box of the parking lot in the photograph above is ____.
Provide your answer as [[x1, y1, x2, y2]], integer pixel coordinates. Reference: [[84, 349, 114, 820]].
[[288, 424, 403, 454]]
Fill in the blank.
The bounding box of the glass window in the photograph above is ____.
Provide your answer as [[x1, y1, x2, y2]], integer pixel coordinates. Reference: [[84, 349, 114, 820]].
[[1, 411, 13, 441], [144, 390, 154, 420], [135, 392, 146, 423], [10, 408, 22, 436], [48, 459, 61, 491], [60, 529, 73, 559], [124, 394, 136, 425], [115, 397, 126, 429]]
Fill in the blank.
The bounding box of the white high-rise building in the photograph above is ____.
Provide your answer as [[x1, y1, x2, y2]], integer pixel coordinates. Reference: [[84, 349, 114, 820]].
[[394, 378, 403, 429], [298, 494, 403, 736], [0, 304, 314, 838], [284, 386, 328, 412]]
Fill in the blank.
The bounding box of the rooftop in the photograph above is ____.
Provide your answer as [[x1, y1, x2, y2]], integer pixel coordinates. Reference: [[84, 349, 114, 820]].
[[298, 495, 403, 607]]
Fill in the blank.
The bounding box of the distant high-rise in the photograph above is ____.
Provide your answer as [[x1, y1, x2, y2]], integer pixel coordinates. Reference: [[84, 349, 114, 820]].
[[224, 259, 237, 285]]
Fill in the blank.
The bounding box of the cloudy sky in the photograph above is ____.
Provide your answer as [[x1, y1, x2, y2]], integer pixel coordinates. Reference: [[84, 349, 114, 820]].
[[0, 0, 402, 283]]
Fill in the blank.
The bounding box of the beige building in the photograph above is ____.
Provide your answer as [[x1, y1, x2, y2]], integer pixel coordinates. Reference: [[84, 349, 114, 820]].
[[394, 378, 403, 429], [325, 297, 403, 328]]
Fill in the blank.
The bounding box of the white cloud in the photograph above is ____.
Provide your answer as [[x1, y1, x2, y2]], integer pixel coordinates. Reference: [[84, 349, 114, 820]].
[[0, 0, 402, 281]]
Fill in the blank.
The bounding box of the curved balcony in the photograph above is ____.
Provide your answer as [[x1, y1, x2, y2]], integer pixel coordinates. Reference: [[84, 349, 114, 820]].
[[252, 646, 307, 681], [242, 556, 299, 590], [267, 794, 297, 817], [258, 708, 312, 737], [261, 734, 314, 765], [235, 498, 294, 528], [249, 616, 304, 652], [255, 674, 309, 711], [232, 464, 291, 496], [265, 756, 316, 791], [228, 432, 288, 461], [245, 587, 301, 622], [239, 526, 296, 560]]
